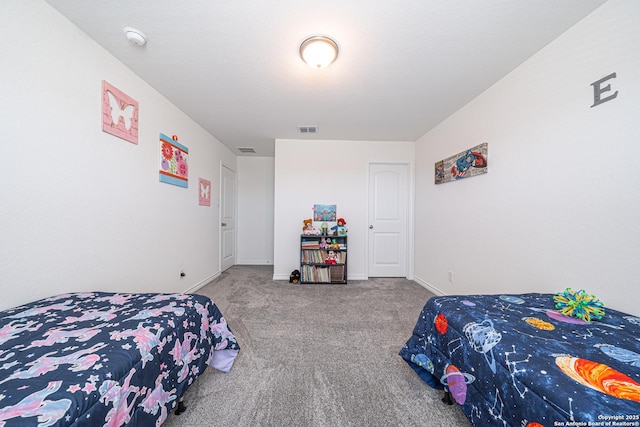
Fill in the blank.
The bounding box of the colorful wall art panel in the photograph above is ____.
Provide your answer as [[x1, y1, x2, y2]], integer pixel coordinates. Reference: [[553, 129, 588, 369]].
[[102, 81, 139, 144], [199, 178, 211, 206], [313, 204, 337, 221], [435, 142, 488, 185], [159, 133, 189, 188]]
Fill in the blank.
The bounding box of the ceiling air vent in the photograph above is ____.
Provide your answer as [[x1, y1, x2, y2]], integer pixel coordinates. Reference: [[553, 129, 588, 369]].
[[237, 147, 256, 154], [298, 125, 318, 134]]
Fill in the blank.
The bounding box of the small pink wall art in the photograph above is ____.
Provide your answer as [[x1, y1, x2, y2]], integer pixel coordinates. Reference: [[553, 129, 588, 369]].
[[102, 80, 139, 144], [159, 133, 189, 188], [199, 178, 211, 206]]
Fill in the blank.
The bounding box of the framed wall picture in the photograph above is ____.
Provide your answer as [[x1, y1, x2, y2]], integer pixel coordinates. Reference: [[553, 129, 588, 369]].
[[159, 133, 188, 188], [435, 142, 488, 184], [199, 178, 211, 206], [313, 204, 337, 221], [101, 81, 139, 144]]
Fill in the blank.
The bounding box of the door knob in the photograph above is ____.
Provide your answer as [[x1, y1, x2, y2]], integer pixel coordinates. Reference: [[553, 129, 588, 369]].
[[369, 225, 373, 229], [221, 222, 227, 226]]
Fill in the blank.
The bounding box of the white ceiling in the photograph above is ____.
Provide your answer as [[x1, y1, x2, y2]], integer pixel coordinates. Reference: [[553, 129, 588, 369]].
[[45, 0, 606, 157]]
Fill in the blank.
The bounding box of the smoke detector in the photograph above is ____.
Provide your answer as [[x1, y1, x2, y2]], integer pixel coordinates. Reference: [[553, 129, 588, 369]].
[[123, 27, 147, 46]]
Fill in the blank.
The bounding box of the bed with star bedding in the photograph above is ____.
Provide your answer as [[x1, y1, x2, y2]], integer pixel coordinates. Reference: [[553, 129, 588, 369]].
[[399, 293, 640, 426], [0, 291, 240, 426]]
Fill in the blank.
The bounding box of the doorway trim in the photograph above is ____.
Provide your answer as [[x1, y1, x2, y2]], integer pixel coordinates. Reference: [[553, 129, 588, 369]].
[[220, 161, 237, 272], [366, 161, 414, 280]]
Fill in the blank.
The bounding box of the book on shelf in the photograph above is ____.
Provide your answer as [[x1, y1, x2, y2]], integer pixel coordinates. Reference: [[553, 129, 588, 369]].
[[301, 239, 320, 249], [301, 264, 345, 283], [301, 250, 345, 264]]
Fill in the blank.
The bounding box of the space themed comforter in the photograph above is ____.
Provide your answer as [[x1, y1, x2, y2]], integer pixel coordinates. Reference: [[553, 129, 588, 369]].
[[0, 291, 240, 426], [400, 293, 640, 426]]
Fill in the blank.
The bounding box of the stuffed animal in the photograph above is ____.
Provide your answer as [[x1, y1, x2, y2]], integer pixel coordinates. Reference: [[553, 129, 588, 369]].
[[331, 217, 348, 236], [325, 251, 337, 265], [330, 238, 339, 249], [320, 222, 329, 236], [302, 218, 318, 235], [289, 269, 301, 284]]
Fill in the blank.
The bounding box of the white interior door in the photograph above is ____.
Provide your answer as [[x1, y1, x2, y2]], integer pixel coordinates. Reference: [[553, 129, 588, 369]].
[[220, 164, 236, 272], [368, 163, 408, 277]]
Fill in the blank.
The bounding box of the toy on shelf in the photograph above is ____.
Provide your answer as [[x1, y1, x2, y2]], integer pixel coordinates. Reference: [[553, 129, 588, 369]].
[[302, 218, 319, 235], [330, 238, 339, 249], [320, 222, 329, 236], [319, 237, 327, 249], [325, 250, 337, 265], [331, 218, 347, 236], [553, 288, 605, 322]]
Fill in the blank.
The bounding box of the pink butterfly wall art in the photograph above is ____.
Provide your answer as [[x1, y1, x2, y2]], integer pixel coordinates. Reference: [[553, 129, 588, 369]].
[[102, 80, 139, 144], [199, 178, 211, 206]]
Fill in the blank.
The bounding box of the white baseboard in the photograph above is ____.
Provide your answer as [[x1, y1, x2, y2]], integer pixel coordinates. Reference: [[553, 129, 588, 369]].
[[413, 275, 446, 296], [273, 273, 290, 281], [237, 260, 274, 265], [184, 271, 221, 294]]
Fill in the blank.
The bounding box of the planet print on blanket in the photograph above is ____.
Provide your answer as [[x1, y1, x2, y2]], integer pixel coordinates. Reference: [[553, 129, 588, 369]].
[[499, 295, 525, 304], [623, 316, 640, 326], [411, 353, 435, 374], [523, 317, 555, 331], [555, 356, 640, 402], [435, 313, 448, 334], [546, 310, 590, 324], [440, 364, 475, 405], [463, 319, 502, 374], [596, 344, 640, 367]]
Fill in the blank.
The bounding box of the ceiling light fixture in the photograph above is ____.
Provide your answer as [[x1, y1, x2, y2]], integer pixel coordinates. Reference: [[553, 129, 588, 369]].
[[123, 27, 147, 46], [299, 36, 339, 70]]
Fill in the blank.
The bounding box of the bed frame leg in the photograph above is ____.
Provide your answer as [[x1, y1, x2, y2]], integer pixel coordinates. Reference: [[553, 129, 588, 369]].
[[175, 397, 187, 415], [441, 389, 454, 405]]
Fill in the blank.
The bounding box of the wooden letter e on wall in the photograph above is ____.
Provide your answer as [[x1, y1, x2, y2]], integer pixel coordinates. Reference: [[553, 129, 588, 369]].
[[591, 72, 618, 108]]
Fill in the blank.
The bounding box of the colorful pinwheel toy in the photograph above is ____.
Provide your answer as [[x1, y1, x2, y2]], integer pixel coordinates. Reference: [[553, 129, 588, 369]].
[[553, 288, 605, 322]]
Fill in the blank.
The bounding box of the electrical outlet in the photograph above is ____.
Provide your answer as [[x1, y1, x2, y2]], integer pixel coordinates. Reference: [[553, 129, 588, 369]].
[[448, 271, 453, 282], [179, 268, 185, 279]]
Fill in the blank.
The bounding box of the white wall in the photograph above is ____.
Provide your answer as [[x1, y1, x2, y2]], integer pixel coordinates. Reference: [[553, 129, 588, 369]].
[[273, 139, 414, 280], [4, 1, 637, 318], [0, 1, 236, 310], [237, 157, 275, 265], [414, 0, 640, 316]]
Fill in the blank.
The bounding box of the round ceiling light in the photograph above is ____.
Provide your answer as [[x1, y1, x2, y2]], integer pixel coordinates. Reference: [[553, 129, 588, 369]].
[[299, 36, 339, 70], [123, 27, 147, 46]]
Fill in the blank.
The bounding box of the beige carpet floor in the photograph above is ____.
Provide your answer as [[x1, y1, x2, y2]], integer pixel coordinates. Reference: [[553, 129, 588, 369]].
[[162, 265, 470, 427]]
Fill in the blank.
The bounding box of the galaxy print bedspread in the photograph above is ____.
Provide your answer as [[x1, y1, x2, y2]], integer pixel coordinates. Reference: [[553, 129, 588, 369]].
[[400, 293, 640, 426], [0, 291, 240, 426]]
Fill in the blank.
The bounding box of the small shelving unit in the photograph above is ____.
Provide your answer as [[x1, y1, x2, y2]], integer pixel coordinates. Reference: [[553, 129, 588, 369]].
[[299, 234, 347, 284]]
